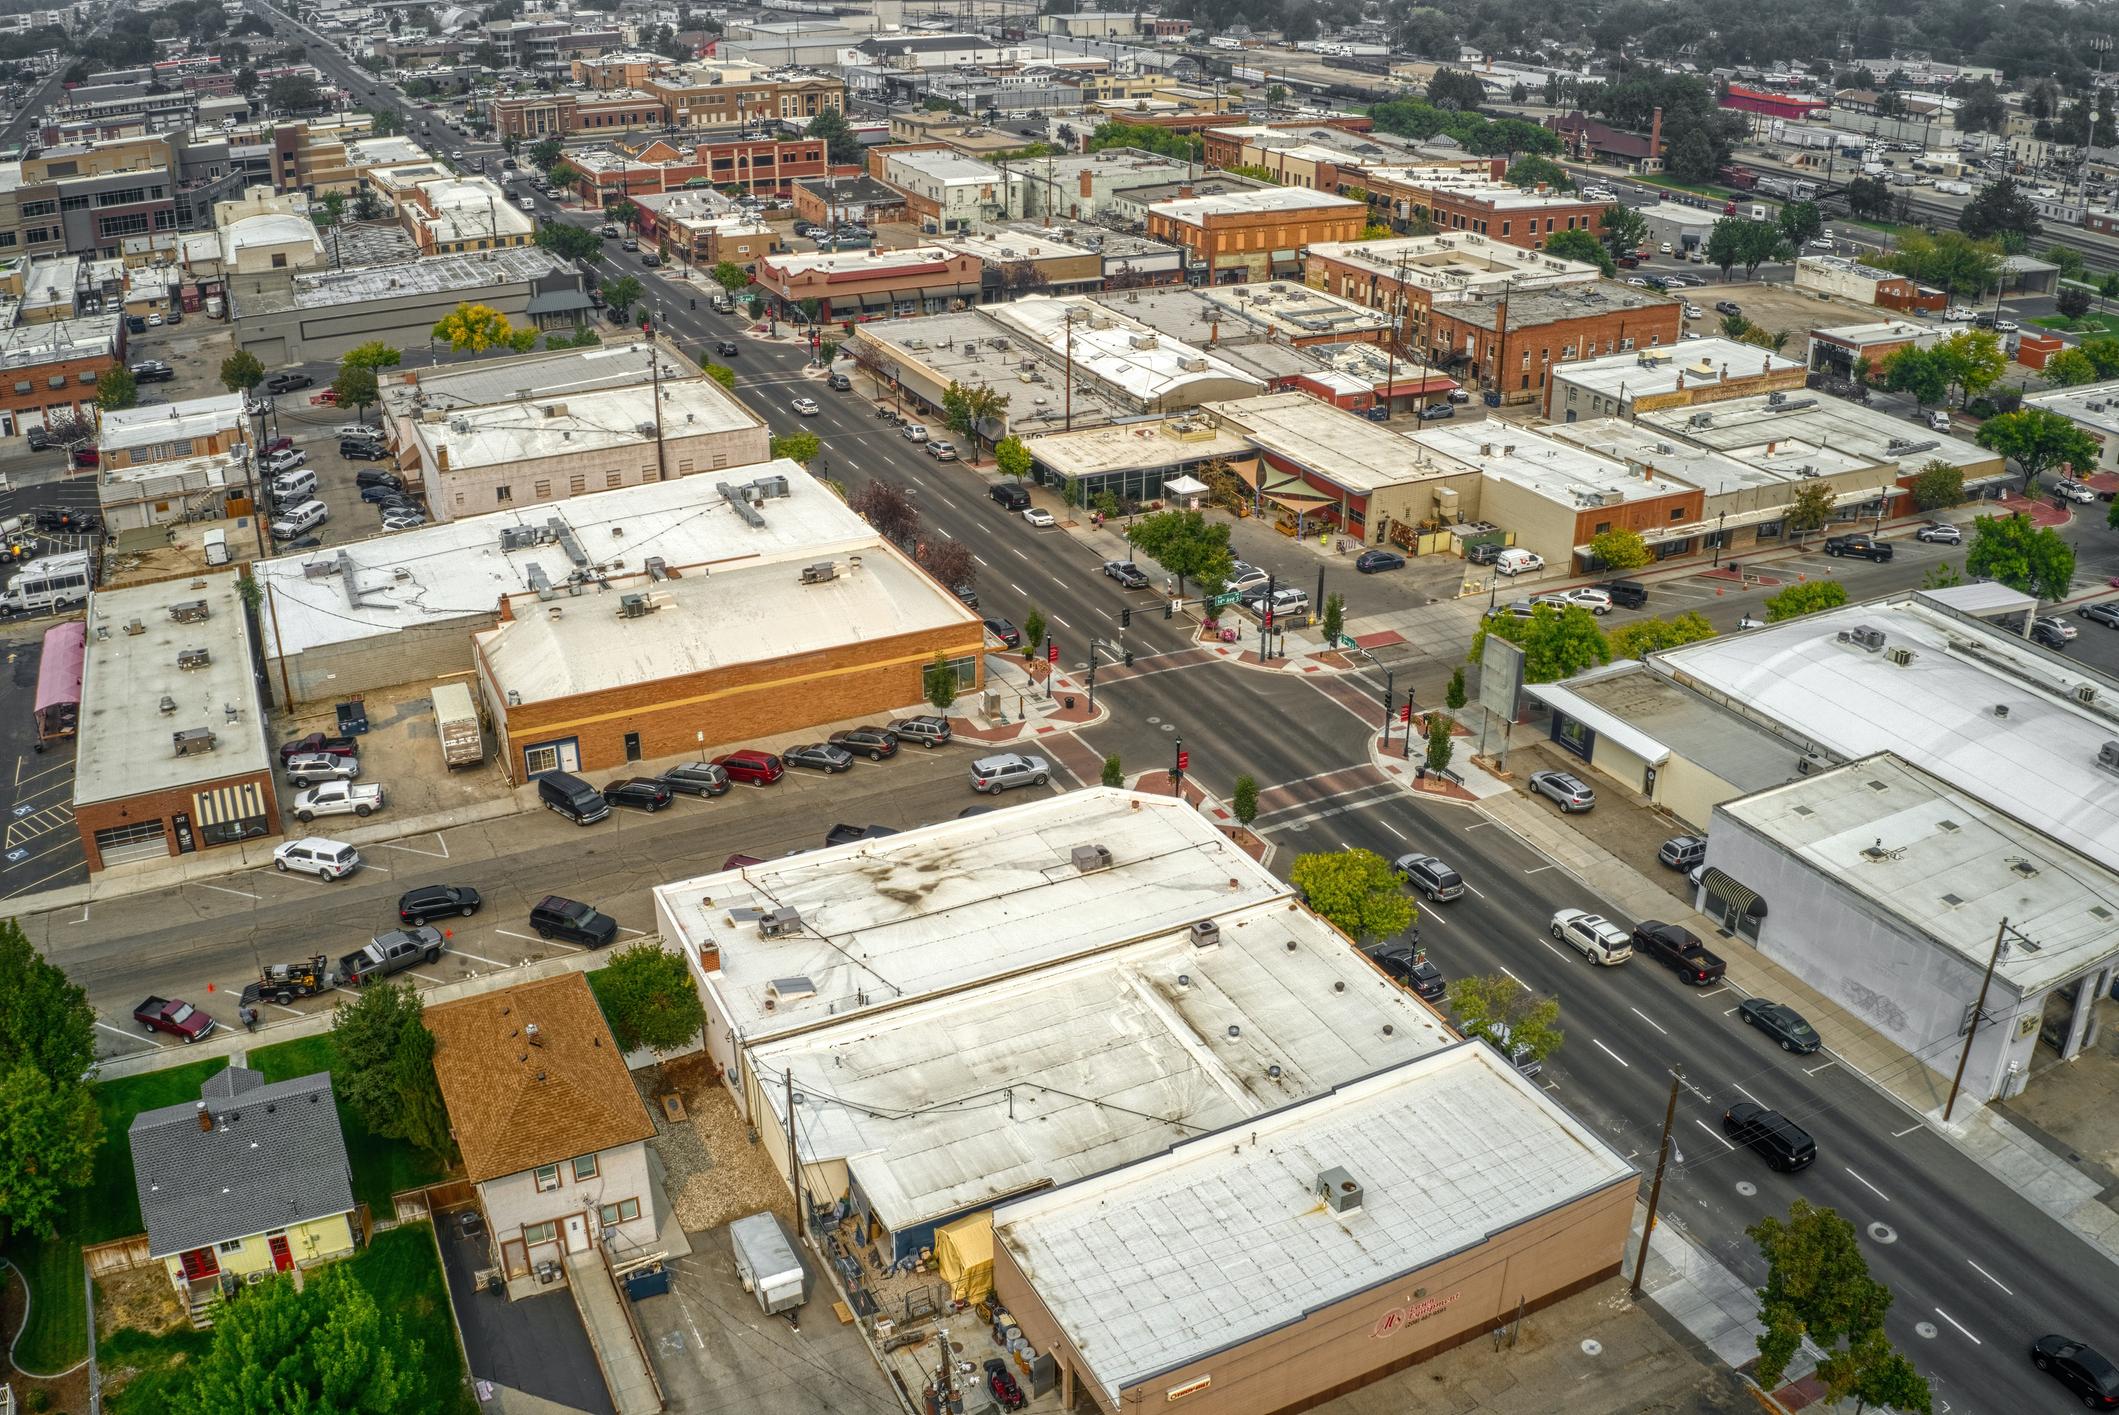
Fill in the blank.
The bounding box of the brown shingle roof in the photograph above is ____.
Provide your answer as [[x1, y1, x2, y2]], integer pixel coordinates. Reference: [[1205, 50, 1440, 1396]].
[[427, 973, 656, 1184]]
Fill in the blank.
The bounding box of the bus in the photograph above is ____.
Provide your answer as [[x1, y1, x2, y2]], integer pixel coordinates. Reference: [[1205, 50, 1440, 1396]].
[[1, 550, 90, 616], [33, 618, 82, 740]]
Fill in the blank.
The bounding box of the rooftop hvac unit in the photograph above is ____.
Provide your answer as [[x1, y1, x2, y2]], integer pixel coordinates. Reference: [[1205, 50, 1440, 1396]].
[[2092, 401, 2108, 413], [2100, 741, 2119, 775], [177, 647, 210, 670], [617, 593, 651, 618], [2077, 684, 2099, 705], [1838, 625, 1885, 651], [1315, 1166, 1363, 1214], [758, 908, 805, 939], [1128, 333, 1158, 350], [498, 526, 534, 551], [764, 975, 815, 1007], [645, 556, 668, 581], [1688, 411, 1713, 428], [1885, 646, 1915, 666], [169, 599, 209, 623], [800, 561, 837, 584], [1189, 919, 1221, 948], [124, 619, 145, 636], [172, 727, 215, 757], [1070, 843, 1114, 874], [752, 474, 790, 499]]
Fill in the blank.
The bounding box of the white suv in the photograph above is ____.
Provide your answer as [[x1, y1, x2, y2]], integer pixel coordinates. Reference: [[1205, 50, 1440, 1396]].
[[1551, 908, 1633, 965], [273, 836, 361, 880], [969, 753, 1050, 794]]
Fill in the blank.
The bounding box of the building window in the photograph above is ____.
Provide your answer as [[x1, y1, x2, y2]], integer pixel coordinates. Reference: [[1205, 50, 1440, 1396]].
[[523, 1220, 558, 1245], [569, 473, 586, 495], [217, 1238, 246, 1254], [534, 1164, 559, 1192], [534, 479, 551, 499], [1593, 521, 1612, 536], [606, 471, 622, 488], [571, 1154, 599, 1182], [939, 654, 977, 688], [496, 486, 513, 504], [1671, 506, 1686, 521], [599, 1197, 640, 1226]]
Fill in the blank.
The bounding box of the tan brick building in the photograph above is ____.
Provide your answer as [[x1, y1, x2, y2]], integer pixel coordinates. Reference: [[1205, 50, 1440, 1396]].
[[485, 90, 667, 139], [1146, 187, 1366, 284], [98, 392, 250, 469], [1365, 169, 1607, 249], [1424, 281, 1684, 404], [640, 72, 843, 130], [754, 245, 984, 323]]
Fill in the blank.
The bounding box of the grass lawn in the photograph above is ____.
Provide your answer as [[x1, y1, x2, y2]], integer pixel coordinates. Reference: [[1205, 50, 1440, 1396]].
[[247, 1033, 450, 1213], [3, 1057, 230, 1373], [99, 1321, 212, 1414], [1634, 174, 1733, 200], [2033, 312, 2119, 336]]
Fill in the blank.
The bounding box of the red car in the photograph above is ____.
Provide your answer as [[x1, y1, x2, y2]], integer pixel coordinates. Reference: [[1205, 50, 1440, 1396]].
[[262, 435, 294, 456], [278, 731, 359, 763], [712, 749, 784, 785]]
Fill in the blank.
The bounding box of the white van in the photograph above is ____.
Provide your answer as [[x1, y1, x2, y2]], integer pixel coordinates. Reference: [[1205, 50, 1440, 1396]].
[[203, 528, 229, 565], [2, 550, 91, 614], [270, 499, 328, 540], [1494, 547, 1546, 576], [270, 467, 316, 501]]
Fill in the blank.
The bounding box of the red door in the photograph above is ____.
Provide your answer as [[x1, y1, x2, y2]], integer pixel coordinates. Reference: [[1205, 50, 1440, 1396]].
[[180, 1248, 219, 1282], [269, 1236, 292, 1272]]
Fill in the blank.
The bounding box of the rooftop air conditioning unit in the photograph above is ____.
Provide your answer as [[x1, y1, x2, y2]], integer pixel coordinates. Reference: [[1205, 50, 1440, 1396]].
[[1315, 1166, 1362, 1214], [169, 599, 209, 623], [1885, 645, 1915, 666], [758, 908, 805, 939], [1070, 843, 1114, 874], [799, 561, 837, 584], [2100, 741, 2119, 775], [1847, 625, 1886, 651], [177, 648, 210, 670], [617, 593, 650, 617], [172, 727, 215, 756], [2076, 684, 2098, 705]]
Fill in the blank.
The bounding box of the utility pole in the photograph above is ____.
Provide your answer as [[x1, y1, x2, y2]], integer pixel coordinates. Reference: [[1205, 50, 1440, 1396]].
[[1062, 307, 1076, 430], [784, 1068, 806, 1240], [648, 318, 668, 481], [1945, 919, 2022, 1122], [1630, 1069, 1682, 1299]]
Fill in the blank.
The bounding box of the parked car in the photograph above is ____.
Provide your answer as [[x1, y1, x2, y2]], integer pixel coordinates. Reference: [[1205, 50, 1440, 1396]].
[[827, 371, 852, 391], [1366, 943, 1446, 1001], [262, 448, 309, 475], [925, 439, 959, 461], [285, 752, 360, 787], [983, 617, 1021, 647], [1631, 920, 1727, 984], [1222, 564, 1270, 593], [714, 340, 739, 356], [2052, 477, 2097, 504], [824, 823, 900, 847], [264, 371, 314, 394], [1823, 532, 1892, 562], [134, 995, 217, 1041], [829, 726, 899, 760], [660, 761, 731, 796], [381, 510, 426, 531], [537, 770, 611, 824], [1915, 523, 1962, 545], [784, 742, 855, 773], [278, 731, 357, 764], [291, 781, 383, 822], [1418, 403, 1456, 421], [1356, 549, 1406, 573], [603, 777, 675, 811], [2031, 1336, 2119, 1410], [791, 397, 820, 416], [341, 438, 389, 461], [890, 715, 952, 748], [354, 469, 402, 491], [1548, 586, 1613, 613], [1736, 998, 1821, 1054], [1023, 507, 1055, 528], [1714, 300, 1742, 316], [1393, 853, 1463, 901], [273, 836, 361, 880], [1104, 560, 1150, 589], [901, 423, 929, 443], [989, 482, 1030, 511], [397, 884, 482, 925], [1528, 769, 1595, 812], [1493, 548, 1545, 576], [1466, 541, 1505, 566], [1658, 835, 1707, 869], [1551, 909, 1633, 964], [528, 895, 618, 949], [714, 749, 785, 785], [1722, 1102, 1817, 1172], [2079, 600, 2119, 629], [970, 753, 1050, 794]]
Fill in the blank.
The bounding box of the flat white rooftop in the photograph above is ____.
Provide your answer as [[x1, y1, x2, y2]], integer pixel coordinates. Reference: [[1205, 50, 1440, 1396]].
[[257, 460, 865, 659], [1413, 423, 1691, 505], [994, 1045, 1634, 1404], [1150, 186, 1363, 223], [1303, 232, 1596, 293], [656, 789, 1292, 1044], [764, 245, 967, 279], [2024, 379, 2119, 439], [76, 570, 270, 807], [1206, 391, 1441, 494], [1021, 417, 1257, 479], [885, 148, 1002, 184], [750, 899, 1454, 1235], [1092, 281, 1389, 346], [99, 393, 246, 455], [1657, 593, 2119, 866], [408, 378, 758, 472], [1810, 318, 1937, 347], [1552, 340, 1802, 403], [1639, 393, 2002, 476], [1546, 418, 1795, 496], [989, 296, 1261, 405], [1721, 753, 2119, 995]]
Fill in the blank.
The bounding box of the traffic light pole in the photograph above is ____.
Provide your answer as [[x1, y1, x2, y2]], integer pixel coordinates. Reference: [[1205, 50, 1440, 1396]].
[[1172, 736, 1185, 795]]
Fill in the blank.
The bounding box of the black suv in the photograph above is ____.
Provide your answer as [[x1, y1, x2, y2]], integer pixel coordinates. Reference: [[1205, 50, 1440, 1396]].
[[1596, 578, 1648, 608], [354, 468, 402, 490], [342, 438, 390, 461], [891, 715, 952, 748], [989, 483, 1030, 512], [714, 339, 739, 356], [1722, 1102, 1817, 1172], [829, 726, 899, 760], [659, 761, 730, 796], [397, 884, 482, 925], [528, 895, 617, 948], [603, 777, 674, 811]]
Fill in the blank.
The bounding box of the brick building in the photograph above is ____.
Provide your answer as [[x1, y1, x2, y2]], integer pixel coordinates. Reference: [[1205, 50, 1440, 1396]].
[[1364, 170, 1606, 249], [1303, 233, 1603, 359], [98, 393, 250, 469], [632, 191, 778, 268], [0, 310, 119, 438], [73, 569, 279, 872], [1146, 187, 1367, 284], [792, 174, 911, 230], [1424, 281, 1683, 404], [1544, 110, 1664, 173], [1792, 256, 1946, 315], [753, 245, 984, 322], [484, 89, 666, 139], [568, 135, 829, 200], [1545, 339, 1809, 421], [639, 71, 842, 129]]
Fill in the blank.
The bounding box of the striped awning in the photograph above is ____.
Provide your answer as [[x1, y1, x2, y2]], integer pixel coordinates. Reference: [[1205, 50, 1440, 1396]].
[[193, 781, 267, 828], [1701, 866, 1766, 919]]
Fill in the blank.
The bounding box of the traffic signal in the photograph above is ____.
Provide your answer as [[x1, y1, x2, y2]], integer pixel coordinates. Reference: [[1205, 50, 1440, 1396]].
[[1163, 598, 1173, 620], [1123, 649, 1133, 667], [1176, 747, 1190, 772], [1120, 607, 1131, 629]]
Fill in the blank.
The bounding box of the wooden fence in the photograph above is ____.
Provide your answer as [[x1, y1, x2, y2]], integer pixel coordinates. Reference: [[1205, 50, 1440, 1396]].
[[81, 1234, 154, 1278]]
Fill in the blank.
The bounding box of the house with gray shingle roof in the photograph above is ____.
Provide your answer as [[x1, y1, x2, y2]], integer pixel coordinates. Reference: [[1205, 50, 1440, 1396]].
[[129, 1065, 359, 1313]]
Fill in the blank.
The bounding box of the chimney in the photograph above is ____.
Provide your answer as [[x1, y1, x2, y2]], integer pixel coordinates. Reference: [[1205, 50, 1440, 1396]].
[[1209, 319, 1219, 344], [1649, 107, 1663, 159], [197, 1101, 212, 1133], [1079, 168, 1093, 198], [1179, 184, 1193, 199]]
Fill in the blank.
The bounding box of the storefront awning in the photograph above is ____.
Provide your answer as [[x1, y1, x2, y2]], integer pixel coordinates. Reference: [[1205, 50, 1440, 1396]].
[[1701, 866, 1766, 919], [193, 780, 266, 828], [525, 290, 594, 315], [1266, 491, 1334, 513]]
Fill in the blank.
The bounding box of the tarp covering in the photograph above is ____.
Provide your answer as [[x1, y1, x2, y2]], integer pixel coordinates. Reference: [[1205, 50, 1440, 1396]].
[[936, 1212, 994, 1304]]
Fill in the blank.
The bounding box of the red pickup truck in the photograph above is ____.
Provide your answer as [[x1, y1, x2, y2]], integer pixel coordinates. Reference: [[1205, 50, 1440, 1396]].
[[133, 995, 217, 1042], [278, 732, 359, 764], [1630, 921, 1727, 985]]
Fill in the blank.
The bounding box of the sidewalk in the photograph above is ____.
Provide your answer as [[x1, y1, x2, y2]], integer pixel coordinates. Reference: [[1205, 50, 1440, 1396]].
[[1478, 784, 2119, 1269]]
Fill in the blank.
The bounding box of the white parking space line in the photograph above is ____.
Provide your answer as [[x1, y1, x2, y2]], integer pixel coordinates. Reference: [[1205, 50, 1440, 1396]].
[[375, 833, 450, 859], [1695, 1118, 1736, 1150], [1592, 1039, 1630, 1067], [271, 1003, 304, 1018], [1694, 987, 1729, 1000], [1845, 1167, 1890, 1202], [1966, 1260, 2012, 1295], [1893, 1123, 1924, 1138], [618, 926, 647, 936], [446, 946, 507, 966], [408, 970, 445, 985], [1628, 1006, 1668, 1035], [495, 928, 542, 943], [1933, 1308, 1981, 1345], [196, 882, 259, 900], [1804, 1059, 1837, 1075], [1522, 864, 1556, 875]]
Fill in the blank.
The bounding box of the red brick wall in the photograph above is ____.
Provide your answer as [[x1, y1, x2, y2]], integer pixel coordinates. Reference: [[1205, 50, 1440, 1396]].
[[75, 769, 281, 873], [1428, 300, 1684, 403]]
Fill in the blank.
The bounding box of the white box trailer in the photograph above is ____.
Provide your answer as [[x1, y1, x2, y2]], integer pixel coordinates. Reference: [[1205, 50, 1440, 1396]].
[[730, 1212, 805, 1316], [430, 681, 482, 769]]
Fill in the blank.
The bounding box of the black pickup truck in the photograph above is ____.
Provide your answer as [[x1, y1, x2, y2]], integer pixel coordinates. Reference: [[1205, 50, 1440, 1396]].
[[1630, 921, 1727, 985], [1823, 533, 1893, 562]]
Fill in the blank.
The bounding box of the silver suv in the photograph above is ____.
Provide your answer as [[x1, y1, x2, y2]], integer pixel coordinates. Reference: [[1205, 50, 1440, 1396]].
[[969, 753, 1050, 794], [890, 715, 952, 748], [1529, 770, 1596, 813]]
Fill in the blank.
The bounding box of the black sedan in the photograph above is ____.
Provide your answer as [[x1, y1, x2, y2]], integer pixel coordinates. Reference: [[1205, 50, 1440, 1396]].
[[360, 483, 411, 504], [829, 726, 899, 760], [983, 617, 1021, 648], [2032, 1335, 2119, 1410], [355, 468, 403, 490], [1103, 560, 1150, 589], [1356, 549, 1406, 574], [1365, 943, 1444, 1001], [660, 761, 730, 796], [397, 884, 482, 925], [603, 777, 675, 811], [784, 742, 855, 773], [1736, 998, 1821, 1054], [714, 340, 739, 356]]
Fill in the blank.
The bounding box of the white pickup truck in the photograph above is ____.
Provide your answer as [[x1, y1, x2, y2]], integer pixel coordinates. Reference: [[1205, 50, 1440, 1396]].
[[285, 752, 361, 787], [291, 781, 384, 822]]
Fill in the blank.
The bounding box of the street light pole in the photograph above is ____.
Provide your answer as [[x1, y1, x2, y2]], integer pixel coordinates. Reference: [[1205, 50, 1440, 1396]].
[[1630, 1069, 1683, 1299]]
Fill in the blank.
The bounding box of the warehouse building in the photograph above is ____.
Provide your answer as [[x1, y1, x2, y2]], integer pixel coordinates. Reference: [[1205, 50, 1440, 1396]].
[[1637, 390, 2008, 495], [73, 569, 279, 871], [1544, 340, 1807, 422]]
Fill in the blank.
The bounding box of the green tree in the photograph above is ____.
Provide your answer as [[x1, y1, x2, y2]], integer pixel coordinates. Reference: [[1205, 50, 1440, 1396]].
[[313, 190, 346, 229], [1764, 580, 1850, 621], [432, 302, 522, 353], [941, 379, 1007, 448], [330, 983, 455, 1166], [266, 73, 320, 112], [179, 1263, 430, 1414], [1599, 202, 1648, 261], [2057, 284, 2094, 322], [2042, 346, 2100, 387], [1469, 604, 1611, 683], [1022, 607, 1046, 657], [1608, 611, 1718, 659], [994, 435, 1031, 481], [596, 943, 706, 1053], [923, 653, 959, 712], [1705, 218, 1789, 279], [1908, 461, 1965, 511], [220, 349, 266, 393], [0, 1064, 97, 1240], [1321, 592, 1345, 645], [1542, 227, 1613, 276], [535, 220, 601, 262], [546, 161, 581, 197], [1959, 177, 2043, 243], [710, 259, 750, 295], [1231, 774, 1259, 825], [1425, 67, 1487, 111], [600, 275, 643, 323], [1880, 230, 2004, 298], [1777, 200, 1824, 248], [1084, 121, 1204, 163], [1100, 754, 1124, 787], [1747, 1201, 1896, 1392], [330, 365, 378, 421], [1586, 527, 1652, 570], [1703, 218, 1744, 278], [807, 104, 866, 166], [1424, 711, 1455, 772], [1966, 511, 2076, 601], [97, 364, 136, 412], [1843, 174, 1893, 220], [1882, 345, 1948, 407], [1720, 313, 1754, 341], [340, 340, 401, 376], [1445, 665, 1467, 712], [1977, 407, 2102, 492], [1289, 848, 1416, 943], [1126, 509, 1233, 599], [1785, 480, 1838, 542], [703, 362, 736, 391], [1933, 329, 2007, 407], [527, 135, 564, 171], [1504, 155, 1571, 191], [0, 919, 96, 1090], [1449, 971, 1563, 1065], [770, 431, 820, 465]]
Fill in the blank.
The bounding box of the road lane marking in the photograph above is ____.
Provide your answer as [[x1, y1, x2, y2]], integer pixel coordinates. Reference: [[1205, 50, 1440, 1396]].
[[1463, 821, 1490, 830], [1010, 582, 1026, 595], [1592, 1039, 1630, 1067], [375, 833, 450, 859], [1497, 965, 1524, 986], [1629, 1006, 1668, 1035], [1522, 864, 1556, 874], [1010, 547, 1029, 561], [446, 946, 507, 966], [934, 495, 957, 510], [1966, 1260, 2012, 1295], [95, 1020, 157, 1044], [1893, 1123, 1924, 1138], [1378, 821, 1404, 840], [1695, 1119, 1735, 1150], [197, 882, 259, 900], [495, 928, 543, 943], [1933, 1308, 1980, 1345], [1694, 987, 1728, 1000], [1804, 1059, 1837, 1075], [1465, 882, 1487, 898], [1730, 1082, 1758, 1103], [1845, 1168, 1890, 1202], [1049, 614, 1071, 628], [1539, 936, 1568, 961], [973, 555, 988, 565]]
